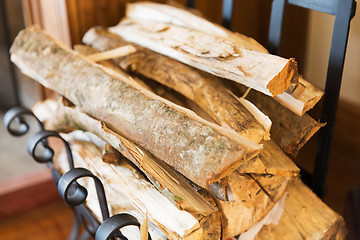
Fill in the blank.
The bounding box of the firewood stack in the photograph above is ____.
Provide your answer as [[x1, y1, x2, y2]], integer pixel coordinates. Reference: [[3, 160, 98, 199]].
[[11, 2, 345, 239]]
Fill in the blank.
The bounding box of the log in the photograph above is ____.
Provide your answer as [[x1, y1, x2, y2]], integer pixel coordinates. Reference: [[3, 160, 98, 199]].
[[33, 98, 217, 217], [74, 43, 220, 125], [126, 1, 268, 52], [125, 1, 323, 115], [232, 84, 323, 156], [83, 27, 270, 143], [255, 178, 347, 240], [11, 26, 261, 188], [211, 172, 290, 238], [81, 27, 318, 157], [81, 28, 298, 174], [55, 133, 222, 239], [237, 140, 299, 177], [109, 19, 298, 97], [37, 99, 288, 239]]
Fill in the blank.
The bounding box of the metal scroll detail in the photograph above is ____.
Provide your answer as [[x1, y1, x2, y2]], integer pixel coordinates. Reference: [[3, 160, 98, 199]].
[[3, 106, 44, 136], [3, 107, 150, 240]]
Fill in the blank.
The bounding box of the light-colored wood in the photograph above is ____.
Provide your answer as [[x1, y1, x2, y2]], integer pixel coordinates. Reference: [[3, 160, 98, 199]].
[[85, 45, 136, 62], [10, 26, 261, 188], [81, 28, 298, 176], [233, 84, 323, 156], [126, 1, 268, 52], [55, 133, 222, 240], [110, 19, 297, 96], [212, 173, 290, 238], [33, 98, 217, 217], [127, 1, 322, 115], [83, 26, 269, 143], [255, 178, 347, 240], [275, 77, 324, 116]]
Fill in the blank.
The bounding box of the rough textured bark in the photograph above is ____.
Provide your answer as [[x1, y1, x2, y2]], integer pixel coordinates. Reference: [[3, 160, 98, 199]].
[[212, 172, 290, 238], [237, 140, 299, 177], [110, 19, 298, 97], [80, 29, 298, 175], [83, 27, 269, 143], [255, 178, 347, 240], [125, 1, 268, 53], [238, 86, 323, 156], [33, 98, 217, 216], [11, 26, 261, 188], [127, 1, 323, 115], [54, 134, 214, 240]]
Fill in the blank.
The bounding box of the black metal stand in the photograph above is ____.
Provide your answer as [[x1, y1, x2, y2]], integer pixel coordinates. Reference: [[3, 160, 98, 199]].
[[3, 106, 152, 240]]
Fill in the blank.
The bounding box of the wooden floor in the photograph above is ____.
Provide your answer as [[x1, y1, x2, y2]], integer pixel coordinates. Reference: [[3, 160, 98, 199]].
[[0, 201, 73, 240], [0, 99, 359, 239]]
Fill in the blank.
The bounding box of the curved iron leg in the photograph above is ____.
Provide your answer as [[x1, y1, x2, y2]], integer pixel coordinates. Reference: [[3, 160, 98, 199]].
[[68, 212, 81, 240]]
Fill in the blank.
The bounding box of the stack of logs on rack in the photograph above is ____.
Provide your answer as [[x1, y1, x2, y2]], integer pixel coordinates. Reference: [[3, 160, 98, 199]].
[[10, 2, 345, 239]]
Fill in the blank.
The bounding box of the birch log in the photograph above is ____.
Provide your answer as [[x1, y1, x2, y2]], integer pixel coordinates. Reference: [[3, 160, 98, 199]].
[[255, 178, 347, 240], [83, 27, 269, 143], [11, 26, 261, 188], [212, 172, 291, 238], [55, 134, 221, 239], [125, 1, 323, 115], [33, 98, 217, 217], [80, 28, 302, 169], [81, 27, 317, 157], [235, 85, 323, 156], [109, 19, 298, 97]]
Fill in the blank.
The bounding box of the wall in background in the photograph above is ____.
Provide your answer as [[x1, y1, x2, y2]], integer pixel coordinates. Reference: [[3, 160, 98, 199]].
[[304, 9, 360, 106]]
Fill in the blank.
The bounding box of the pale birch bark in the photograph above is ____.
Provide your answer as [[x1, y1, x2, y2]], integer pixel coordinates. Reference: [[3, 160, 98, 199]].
[[33, 98, 217, 216], [83, 27, 269, 143], [54, 134, 210, 240], [11, 26, 261, 188], [125, 1, 323, 115], [109, 19, 297, 97]]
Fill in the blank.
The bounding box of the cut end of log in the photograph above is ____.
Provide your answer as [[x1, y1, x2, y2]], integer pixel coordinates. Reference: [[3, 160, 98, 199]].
[[266, 58, 298, 96]]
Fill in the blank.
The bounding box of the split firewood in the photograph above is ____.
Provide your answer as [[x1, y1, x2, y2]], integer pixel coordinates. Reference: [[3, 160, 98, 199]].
[[110, 19, 297, 97], [275, 79, 324, 116], [211, 172, 291, 238], [255, 178, 347, 240], [55, 133, 222, 240], [86, 44, 136, 62], [81, 27, 299, 173], [126, 1, 268, 52], [33, 98, 217, 217], [125, 1, 323, 115], [34, 98, 295, 239], [231, 83, 323, 156], [11, 26, 262, 188], [82, 27, 270, 143], [74, 44, 219, 125]]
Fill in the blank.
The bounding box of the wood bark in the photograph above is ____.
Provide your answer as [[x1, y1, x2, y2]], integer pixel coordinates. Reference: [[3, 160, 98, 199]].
[[211, 172, 290, 238], [54, 134, 222, 239], [11, 26, 261, 188], [82, 27, 269, 143], [126, 1, 323, 115], [255, 178, 347, 240], [232, 84, 324, 156], [81, 28, 300, 170], [36, 99, 290, 239], [109, 19, 298, 97], [33, 98, 217, 217]]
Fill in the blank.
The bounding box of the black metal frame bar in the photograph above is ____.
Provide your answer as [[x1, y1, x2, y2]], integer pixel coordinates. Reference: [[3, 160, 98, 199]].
[[267, 0, 357, 199], [3, 107, 151, 240]]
